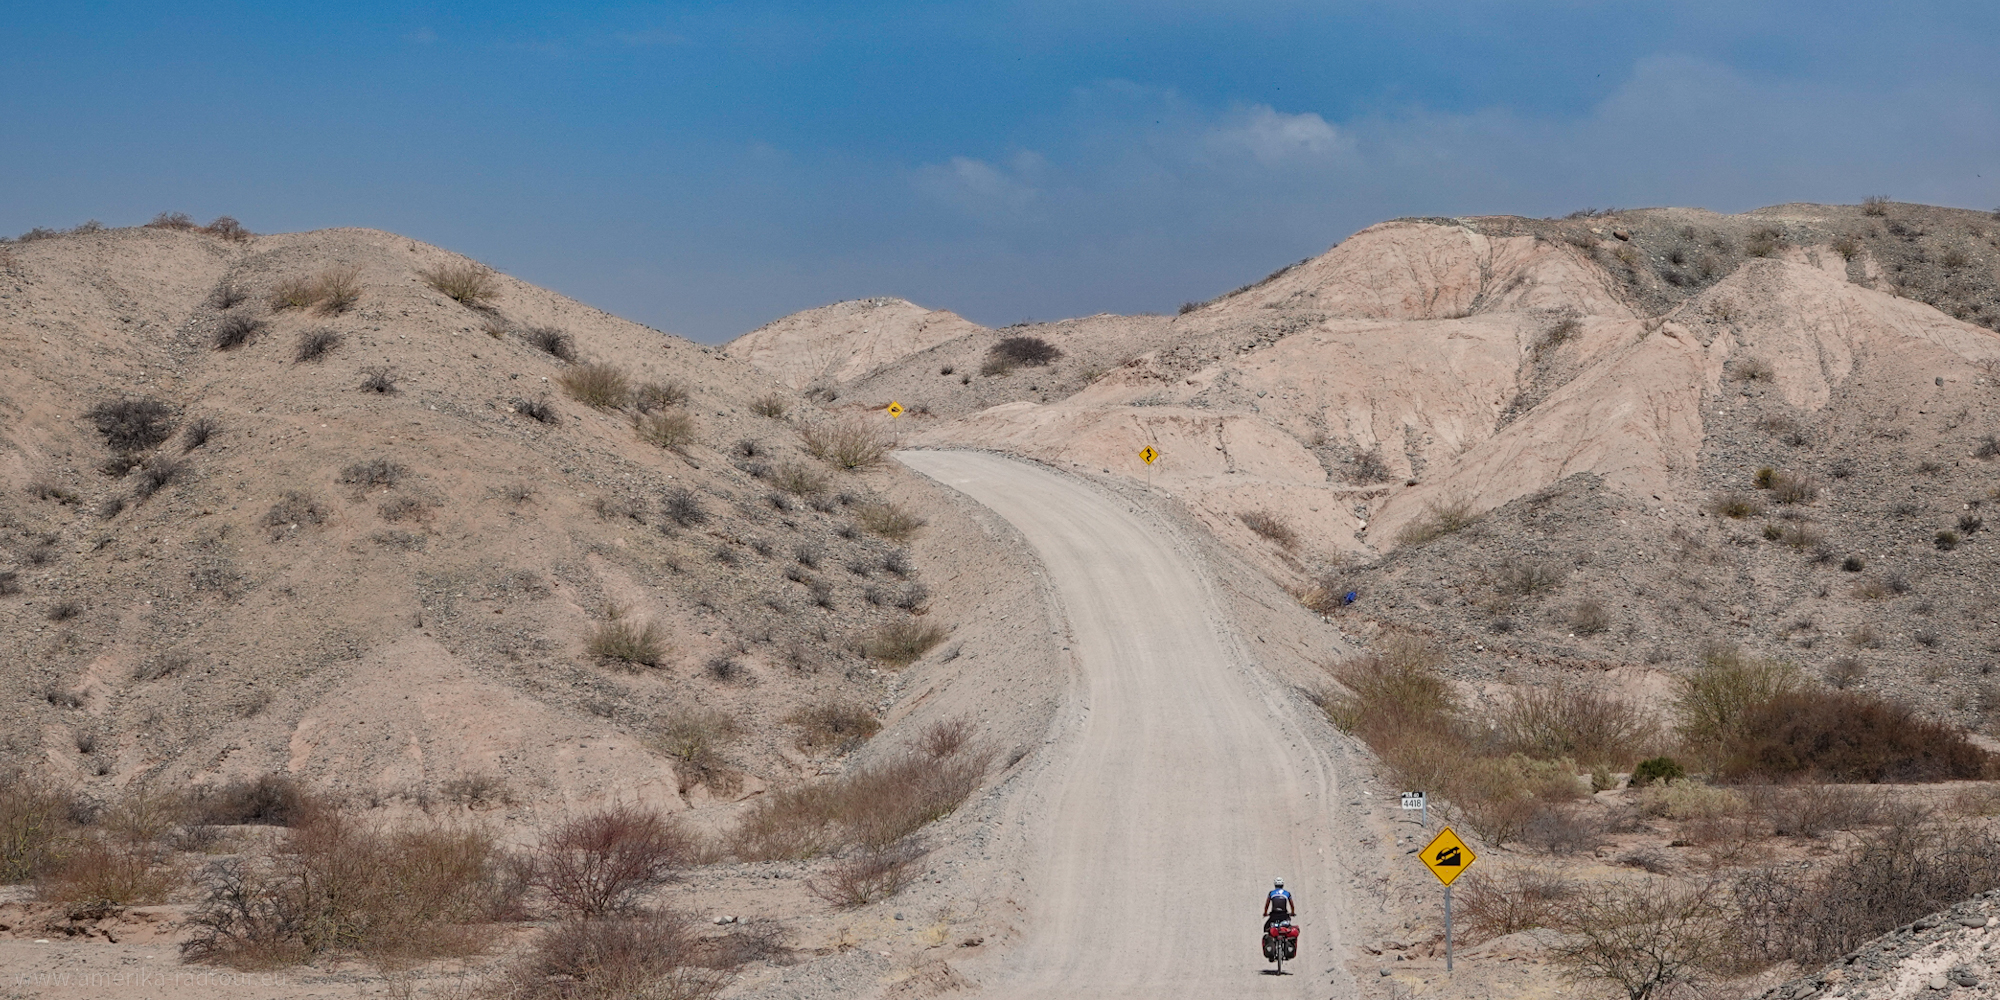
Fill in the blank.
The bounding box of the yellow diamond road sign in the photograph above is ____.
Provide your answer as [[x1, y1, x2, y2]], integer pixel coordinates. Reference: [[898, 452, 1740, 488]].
[[885, 401, 905, 418], [1420, 827, 1476, 886], [1138, 445, 1159, 465]]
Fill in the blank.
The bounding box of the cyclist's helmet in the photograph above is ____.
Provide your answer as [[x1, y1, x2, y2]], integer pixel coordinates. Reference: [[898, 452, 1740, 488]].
[[1273, 878, 1284, 888]]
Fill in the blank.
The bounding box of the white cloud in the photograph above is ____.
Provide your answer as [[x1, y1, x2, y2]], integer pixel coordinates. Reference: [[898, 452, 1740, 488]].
[[1207, 105, 1348, 164], [914, 154, 1043, 222]]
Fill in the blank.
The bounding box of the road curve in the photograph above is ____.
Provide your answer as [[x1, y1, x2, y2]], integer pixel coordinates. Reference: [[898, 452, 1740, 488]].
[[897, 450, 1352, 999]]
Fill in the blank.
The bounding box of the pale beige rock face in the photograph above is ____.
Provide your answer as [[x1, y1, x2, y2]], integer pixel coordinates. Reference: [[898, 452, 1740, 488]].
[[728, 296, 987, 388]]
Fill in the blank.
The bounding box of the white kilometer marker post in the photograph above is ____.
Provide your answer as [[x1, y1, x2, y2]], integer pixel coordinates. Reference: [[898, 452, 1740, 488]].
[[1400, 790, 1426, 827]]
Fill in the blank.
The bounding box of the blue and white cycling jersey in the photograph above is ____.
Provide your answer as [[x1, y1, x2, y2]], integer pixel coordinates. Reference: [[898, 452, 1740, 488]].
[[1268, 888, 1293, 913]]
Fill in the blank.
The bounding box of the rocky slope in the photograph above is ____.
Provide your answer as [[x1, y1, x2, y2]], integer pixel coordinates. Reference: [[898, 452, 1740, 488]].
[[0, 223, 1056, 816], [732, 202, 2000, 728]]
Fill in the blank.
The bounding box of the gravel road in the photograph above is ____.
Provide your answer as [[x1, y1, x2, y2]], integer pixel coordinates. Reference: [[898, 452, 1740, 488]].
[[897, 450, 1352, 999]]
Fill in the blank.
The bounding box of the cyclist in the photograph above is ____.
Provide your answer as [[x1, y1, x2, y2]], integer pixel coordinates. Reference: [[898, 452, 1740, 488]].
[[1263, 877, 1295, 934]]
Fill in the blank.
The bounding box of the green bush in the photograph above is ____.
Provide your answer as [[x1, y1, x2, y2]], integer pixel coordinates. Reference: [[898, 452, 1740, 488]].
[[1630, 757, 1685, 787]]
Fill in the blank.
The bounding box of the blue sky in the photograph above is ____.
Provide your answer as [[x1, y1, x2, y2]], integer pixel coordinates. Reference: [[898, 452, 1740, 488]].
[[4, 3, 1997, 341]]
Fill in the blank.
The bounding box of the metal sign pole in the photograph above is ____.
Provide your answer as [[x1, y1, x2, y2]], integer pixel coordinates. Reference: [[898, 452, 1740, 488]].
[[1445, 885, 1453, 973]]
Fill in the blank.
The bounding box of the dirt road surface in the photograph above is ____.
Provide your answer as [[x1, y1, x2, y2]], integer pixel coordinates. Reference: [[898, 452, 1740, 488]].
[[897, 450, 1354, 999]]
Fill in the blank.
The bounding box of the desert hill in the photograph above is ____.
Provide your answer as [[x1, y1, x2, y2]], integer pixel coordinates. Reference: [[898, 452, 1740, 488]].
[[0, 222, 1055, 817], [734, 201, 2000, 728]]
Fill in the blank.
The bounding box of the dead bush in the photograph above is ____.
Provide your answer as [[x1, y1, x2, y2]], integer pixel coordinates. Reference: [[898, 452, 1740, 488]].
[[360, 367, 398, 393], [632, 380, 688, 412], [294, 328, 342, 362], [1, 776, 81, 882], [749, 394, 789, 419], [148, 211, 197, 230], [1749, 783, 1883, 838], [1731, 814, 2000, 968], [1493, 558, 1564, 597], [86, 397, 176, 452], [798, 417, 892, 470], [637, 411, 698, 451], [261, 491, 328, 540], [859, 620, 948, 665], [185, 810, 513, 966], [559, 363, 632, 408], [1458, 866, 1576, 941], [786, 702, 881, 755], [181, 416, 219, 451], [588, 620, 668, 670], [1707, 491, 1764, 519], [731, 736, 990, 860], [1861, 195, 1891, 216], [1761, 470, 1818, 504], [269, 274, 324, 311], [1393, 498, 1479, 546], [132, 453, 188, 499], [1549, 879, 1726, 1000], [202, 216, 252, 241], [855, 502, 925, 541], [522, 325, 575, 360], [1520, 803, 1604, 855], [772, 461, 829, 497], [1494, 683, 1656, 768], [653, 711, 742, 795], [37, 837, 178, 905], [187, 774, 309, 827], [489, 913, 726, 1000], [1569, 599, 1611, 635], [661, 487, 708, 527], [1451, 754, 1587, 847], [339, 458, 407, 488], [807, 840, 925, 908], [532, 806, 694, 917], [419, 262, 498, 307], [1719, 688, 1988, 783], [315, 266, 361, 314], [1238, 510, 1297, 549]]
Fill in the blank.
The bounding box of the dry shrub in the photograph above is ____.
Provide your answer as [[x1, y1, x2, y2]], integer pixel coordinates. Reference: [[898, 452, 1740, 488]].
[[1731, 814, 2000, 968], [148, 211, 197, 230], [1766, 470, 1818, 504], [1321, 637, 1457, 757], [1569, 599, 1611, 635], [1, 776, 82, 882], [1393, 497, 1479, 546], [38, 838, 179, 905], [786, 702, 881, 754], [855, 502, 925, 541], [1298, 571, 1358, 614], [523, 325, 575, 361], [1238, 510, 1297, 549], [1493, 558, 1564, 597], [807, 840, 925, 908], [1450, 754, 1587, 847], [1706, 491, 1765, 519], [859, 620, 948, 665], [189, 774, 309, 826], [132, 453, 188, 499], [1458, 866, 1576, 941], [1672, 644, 1799, 772], [184, 808, 514, 967], [269, 274, 324, 310], [731, 723, 989, 860], [86, 397, 176, 452], [489, 913, 726, 1000], [588, 621, 668, 670], [316, 266, 361, 314], [559, 363, 632, 408], [533, 807, 694, 917], [797, 418, 891, 470], [749, 394, 789, 419], [1748, 783, 1883, 838], [772, 462, 828, 497], [1718, 688, 1989, 783], [261, 491, 328, 540], [202, 216, 252, 241], [986, 335, 1061, 370], [182, 416, 219, 451], [419, 262, 497, 307], [339, 457, 407, 487], [632, 380, 688, 412], [1638, 780, 1745, 821], [294, 328, 342, 362], [637, 411, 698, 452], [1494, 683, 1656, 769], [653, 711, 742, 795], [214, 314, 265, 350], [1548, 879, 1725, 1000]]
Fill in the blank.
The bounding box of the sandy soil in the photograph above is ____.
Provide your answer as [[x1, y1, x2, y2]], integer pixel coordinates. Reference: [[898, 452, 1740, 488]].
[[896, 451, 1359, 998]]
